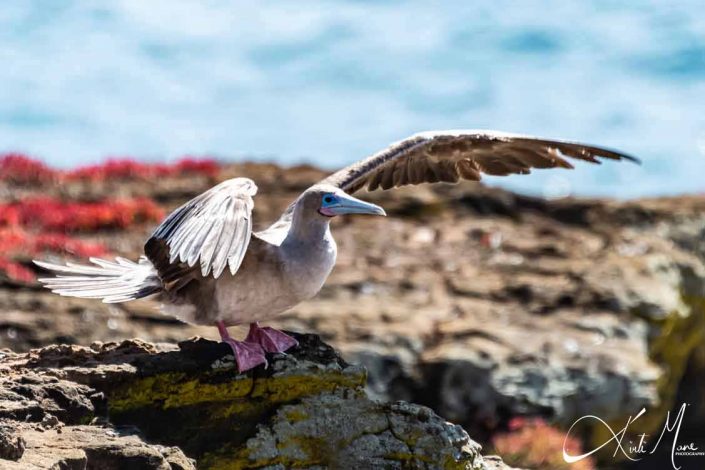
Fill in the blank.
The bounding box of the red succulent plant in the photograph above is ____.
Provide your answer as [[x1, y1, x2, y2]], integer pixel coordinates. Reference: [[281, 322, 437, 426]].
[[492, 417, 595, 470]]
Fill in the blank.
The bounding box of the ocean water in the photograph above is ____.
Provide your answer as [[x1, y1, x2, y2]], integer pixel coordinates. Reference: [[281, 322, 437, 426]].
[[0, 1, 703, 198]]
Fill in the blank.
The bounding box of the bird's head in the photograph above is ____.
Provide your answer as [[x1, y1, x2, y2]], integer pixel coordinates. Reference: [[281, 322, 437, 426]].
[[302, 184, 386, 218]]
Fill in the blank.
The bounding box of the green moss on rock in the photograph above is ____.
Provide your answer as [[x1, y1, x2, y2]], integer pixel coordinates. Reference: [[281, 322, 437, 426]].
[[84, 335, 484, 468]]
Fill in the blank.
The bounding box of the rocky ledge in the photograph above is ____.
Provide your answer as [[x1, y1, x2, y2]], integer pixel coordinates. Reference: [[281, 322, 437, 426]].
[[3, 163, 704, 467], [0, 334, 514, 469]]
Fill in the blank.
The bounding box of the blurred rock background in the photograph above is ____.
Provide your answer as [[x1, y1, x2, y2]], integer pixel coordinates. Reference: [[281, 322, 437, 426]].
[[1, 155, 703, 469], [3, 3, 704, 468]]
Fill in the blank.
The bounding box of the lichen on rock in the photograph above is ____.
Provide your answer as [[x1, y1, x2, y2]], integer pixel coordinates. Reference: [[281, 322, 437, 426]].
[[0, 333, 510, 469], [207, 393, 484, 469]]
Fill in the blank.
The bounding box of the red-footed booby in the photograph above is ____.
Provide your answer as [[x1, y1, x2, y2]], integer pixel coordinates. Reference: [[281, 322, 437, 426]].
[[35, 130, 638, 372]]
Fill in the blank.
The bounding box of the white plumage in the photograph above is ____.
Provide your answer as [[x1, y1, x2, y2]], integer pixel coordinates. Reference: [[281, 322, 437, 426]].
[[34, 129, 637, 372]]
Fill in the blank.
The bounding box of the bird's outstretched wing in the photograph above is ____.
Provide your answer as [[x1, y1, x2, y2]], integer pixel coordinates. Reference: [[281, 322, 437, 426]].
[[320, 130, 639, 194], [146, 178, 257, 279], [256, 130, 638, 245]]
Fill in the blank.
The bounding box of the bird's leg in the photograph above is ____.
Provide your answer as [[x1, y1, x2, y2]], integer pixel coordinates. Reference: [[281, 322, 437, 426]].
[[216, 321, 267, 372], [245, 322, 299, 354]]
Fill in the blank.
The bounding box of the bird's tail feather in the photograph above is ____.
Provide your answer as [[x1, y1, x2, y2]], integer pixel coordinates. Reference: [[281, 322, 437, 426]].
[[34, 256, 162, 303]]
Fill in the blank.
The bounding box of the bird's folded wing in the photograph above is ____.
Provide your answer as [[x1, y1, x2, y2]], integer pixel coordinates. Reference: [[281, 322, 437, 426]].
[[146, 178, 257, 279], [319, 130, 639, 194]]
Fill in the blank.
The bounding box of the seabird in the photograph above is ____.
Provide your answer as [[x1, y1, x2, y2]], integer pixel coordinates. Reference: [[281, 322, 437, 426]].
[[35, 130, 637, 371]]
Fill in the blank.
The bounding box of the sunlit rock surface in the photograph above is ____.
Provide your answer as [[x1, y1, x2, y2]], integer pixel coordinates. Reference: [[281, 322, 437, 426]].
[[0, 335, 507, 469], [1, 162, 704, 465]]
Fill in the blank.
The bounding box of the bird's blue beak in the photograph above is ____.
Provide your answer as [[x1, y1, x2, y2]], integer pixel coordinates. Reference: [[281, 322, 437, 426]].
[[320, 193, 386, 217]]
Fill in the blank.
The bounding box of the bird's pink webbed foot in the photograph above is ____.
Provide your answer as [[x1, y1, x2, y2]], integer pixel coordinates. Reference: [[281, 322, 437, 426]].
[[216, 321, 267, 372], [245, 322, 299, 353]]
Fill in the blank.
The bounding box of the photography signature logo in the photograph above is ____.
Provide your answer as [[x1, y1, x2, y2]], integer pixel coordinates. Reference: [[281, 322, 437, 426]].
[[562, 403, 704, 469]]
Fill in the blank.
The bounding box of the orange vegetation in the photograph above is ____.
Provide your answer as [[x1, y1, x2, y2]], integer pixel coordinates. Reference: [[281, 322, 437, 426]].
[[0, 196, 164, 282], [0, 153, 55, 185], [0, 228, 107, 283], [0, 198, 164, 232], [0, 153, 219, 184], [0, 153, 203, 282], [64, 157, 219, 181], [492, 417, 595, 470]]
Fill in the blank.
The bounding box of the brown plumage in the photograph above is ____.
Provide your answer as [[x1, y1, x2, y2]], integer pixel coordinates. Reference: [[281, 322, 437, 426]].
[[35, 129, 638, 372], [321, 130, 637, 193]]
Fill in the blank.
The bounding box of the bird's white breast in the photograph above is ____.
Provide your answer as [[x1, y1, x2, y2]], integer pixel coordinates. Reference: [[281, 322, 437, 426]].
[[209, 229, 337, 326], [282, 228, 337, 301]]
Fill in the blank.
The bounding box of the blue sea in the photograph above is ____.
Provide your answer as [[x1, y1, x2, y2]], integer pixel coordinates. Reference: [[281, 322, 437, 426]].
[[1, 1, 703, 197]]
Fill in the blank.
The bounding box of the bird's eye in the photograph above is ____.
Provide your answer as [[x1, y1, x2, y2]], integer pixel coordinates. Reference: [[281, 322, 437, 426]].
[[323, 195, 334, 204]]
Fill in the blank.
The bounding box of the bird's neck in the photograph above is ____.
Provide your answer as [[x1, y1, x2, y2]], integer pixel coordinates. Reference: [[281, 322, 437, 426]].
[[283, 206, 332, 246]]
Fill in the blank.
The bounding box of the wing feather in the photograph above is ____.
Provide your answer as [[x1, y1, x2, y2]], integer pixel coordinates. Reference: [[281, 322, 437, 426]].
[[146, 178, 257, 280], [320, 130, 638, 193], [256, 129, 637, 245]]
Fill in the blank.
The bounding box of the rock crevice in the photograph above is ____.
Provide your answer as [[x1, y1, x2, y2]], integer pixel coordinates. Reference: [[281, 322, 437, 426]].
[[0, 334, 510, 469]]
